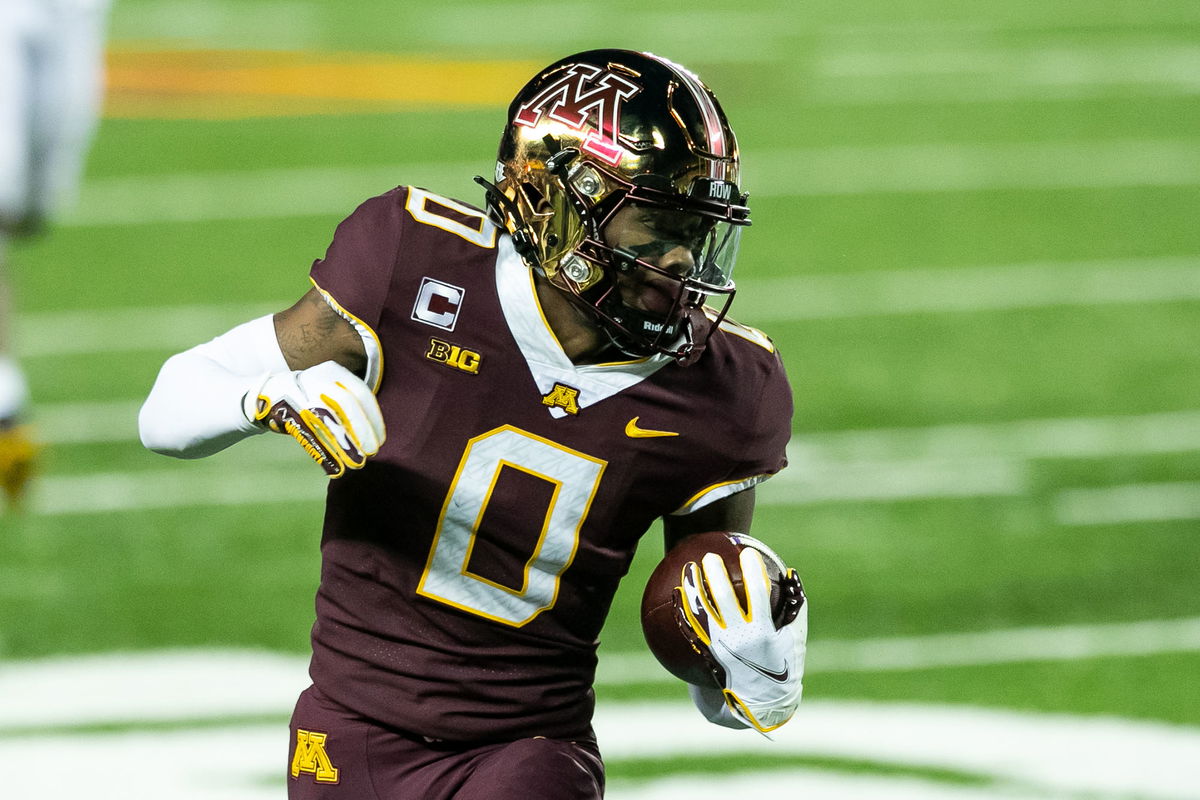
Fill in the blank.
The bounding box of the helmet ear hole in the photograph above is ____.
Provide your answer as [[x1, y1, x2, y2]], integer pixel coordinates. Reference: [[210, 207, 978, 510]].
[[569, 165, 608, 202], [560, 254, 603, 288]]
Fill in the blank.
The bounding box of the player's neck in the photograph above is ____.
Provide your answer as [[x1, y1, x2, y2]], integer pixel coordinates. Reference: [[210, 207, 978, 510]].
[[532, 275, 610, 364]]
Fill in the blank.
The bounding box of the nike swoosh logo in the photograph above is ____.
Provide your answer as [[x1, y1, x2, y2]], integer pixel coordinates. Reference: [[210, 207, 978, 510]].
[[720, 643, 790, 683], [625, 416, 679, 438]]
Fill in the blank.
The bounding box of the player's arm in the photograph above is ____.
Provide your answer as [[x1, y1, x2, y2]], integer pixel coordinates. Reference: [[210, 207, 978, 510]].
[[138, 288, 384, 476], [273, 288, 367, 374], [662, 487, 757, 550], [663, 488, 808, 734]]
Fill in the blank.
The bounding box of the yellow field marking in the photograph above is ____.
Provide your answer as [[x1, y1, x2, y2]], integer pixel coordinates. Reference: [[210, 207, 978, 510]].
[[103, 48, 542, 119]]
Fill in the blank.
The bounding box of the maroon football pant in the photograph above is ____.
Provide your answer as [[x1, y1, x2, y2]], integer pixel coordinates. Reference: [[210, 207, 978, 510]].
[[288, 686, 605, 799]]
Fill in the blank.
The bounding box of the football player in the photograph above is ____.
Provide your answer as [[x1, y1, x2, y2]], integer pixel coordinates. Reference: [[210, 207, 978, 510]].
[[140, 49, 807, 798], [1, 0, 112, 508]]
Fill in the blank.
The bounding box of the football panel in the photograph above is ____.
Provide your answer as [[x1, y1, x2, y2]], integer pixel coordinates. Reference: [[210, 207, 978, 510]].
[[639, 531, 784, 686]]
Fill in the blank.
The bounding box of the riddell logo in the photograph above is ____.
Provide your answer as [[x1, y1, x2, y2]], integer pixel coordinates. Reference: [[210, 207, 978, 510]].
[[514, 64, 641, 166]]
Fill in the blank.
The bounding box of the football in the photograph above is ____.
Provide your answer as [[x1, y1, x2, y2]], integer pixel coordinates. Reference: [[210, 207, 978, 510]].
[[640, 531, 798, 686]]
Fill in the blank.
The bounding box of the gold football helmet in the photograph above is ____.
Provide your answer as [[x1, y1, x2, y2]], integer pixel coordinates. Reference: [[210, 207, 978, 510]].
[[478, 49, 751, 363]]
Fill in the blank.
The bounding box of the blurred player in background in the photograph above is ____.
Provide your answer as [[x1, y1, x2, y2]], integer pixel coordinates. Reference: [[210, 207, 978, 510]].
[[0, 0, 112, 508], [140, 49, 807, 798]]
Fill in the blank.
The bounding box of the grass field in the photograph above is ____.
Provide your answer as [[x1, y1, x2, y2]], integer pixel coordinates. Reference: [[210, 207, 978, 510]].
[[3, 0, 1199, 797]]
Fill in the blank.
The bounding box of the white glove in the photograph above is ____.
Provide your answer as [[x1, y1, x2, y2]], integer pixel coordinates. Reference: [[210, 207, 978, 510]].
[[679, 548, 807, 733], [244, 361, 385, 478]]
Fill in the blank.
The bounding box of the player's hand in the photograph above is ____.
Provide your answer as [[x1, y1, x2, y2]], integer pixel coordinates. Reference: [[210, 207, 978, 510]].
[[245, 361, 385, 478], [678, 549, 807, 733], [0, 423, 40, 510], [1, 210, 47, 238]]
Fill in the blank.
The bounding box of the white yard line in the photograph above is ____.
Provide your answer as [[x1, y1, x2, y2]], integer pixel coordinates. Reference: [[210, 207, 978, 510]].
[[16, 255, 1200, 359], [14, 302, 279, 358], [759, 456, 1028, 504], [16, 266, 1200, 514], [821, 10, 1200, 38], [819, 43, 1200, 90], [788, 409, 1200, 463], [600, 616, 1200, 681], [3, 708, 1197, 800], [414, 8, 792, 61], [810, 616, 1200, 672], [811, 80, 1200, 105], [1, 649, 1199, 799], [610, 770, 1050, 800], [112, 1, 323, 50], [600, 701, 1200, 800], [22, 408, 1200, 513], [811, 37, 1200, 104], [820, 43, 1200, 79], [0, 650, 310, 729], [27, 459, 325, 515], [747, 139, 1200, 196], [734, 256, 1200, 322], [1054, 481, 1200, 526], [6, 616, 1200, 729], [29, 399, 143, 443], [66, 162, 481, 226], [765, 409, 1200, 506], [110, 4, 787, 62], [57, 139, 1200, 228]]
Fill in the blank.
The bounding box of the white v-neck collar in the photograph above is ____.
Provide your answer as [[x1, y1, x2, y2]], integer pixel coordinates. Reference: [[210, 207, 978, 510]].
[[495, 236, 673, 418]]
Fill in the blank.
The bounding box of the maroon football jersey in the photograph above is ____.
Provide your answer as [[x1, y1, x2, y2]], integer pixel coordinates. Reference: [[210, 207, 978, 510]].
[[305, 186, 792, 742]]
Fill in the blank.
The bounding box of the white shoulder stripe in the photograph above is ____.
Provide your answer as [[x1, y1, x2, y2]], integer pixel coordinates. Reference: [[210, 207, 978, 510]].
[[671, 474, 773, 515], [704, 308, 776, 353]]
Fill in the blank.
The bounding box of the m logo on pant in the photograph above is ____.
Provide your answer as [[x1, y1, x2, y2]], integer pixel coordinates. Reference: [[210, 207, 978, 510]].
[[292, 729, 340, 784]]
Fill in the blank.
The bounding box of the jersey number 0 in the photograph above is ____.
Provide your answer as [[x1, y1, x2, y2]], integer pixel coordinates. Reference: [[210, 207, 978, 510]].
[[416, 426, 607, 627]]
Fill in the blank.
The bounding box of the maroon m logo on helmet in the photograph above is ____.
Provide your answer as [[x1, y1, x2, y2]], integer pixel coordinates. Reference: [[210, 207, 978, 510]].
[[514, 64, 641, 166]]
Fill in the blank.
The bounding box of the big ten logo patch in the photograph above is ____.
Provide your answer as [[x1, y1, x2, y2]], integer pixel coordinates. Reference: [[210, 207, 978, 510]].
[[541, 382, 581, 415], [426, 338, 481, 374], [291, 729, 340, 784], [412, 277, 466, 331]]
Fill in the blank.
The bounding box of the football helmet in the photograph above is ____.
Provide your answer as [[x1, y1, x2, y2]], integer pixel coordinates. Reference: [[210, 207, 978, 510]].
[[478, 49, 750, 364]]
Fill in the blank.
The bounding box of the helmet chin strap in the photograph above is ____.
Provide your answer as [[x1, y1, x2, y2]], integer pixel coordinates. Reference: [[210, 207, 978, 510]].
[[604, 302, 682, 349], [599, 297, 712, 365], [676, 307, 711, 367]]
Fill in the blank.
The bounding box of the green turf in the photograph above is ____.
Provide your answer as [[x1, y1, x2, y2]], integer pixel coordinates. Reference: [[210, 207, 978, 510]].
[[812, 652, 1200, 726], [4, 0, 1199, 776], [606, 752, 992, 787], [779, 304, 1200, 429], [87, 113, 500, 177], [2, 503, 322, 656]]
